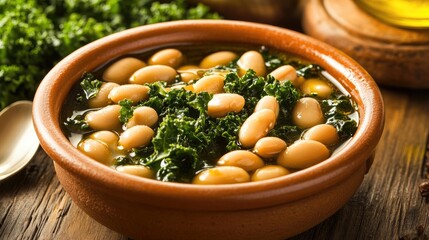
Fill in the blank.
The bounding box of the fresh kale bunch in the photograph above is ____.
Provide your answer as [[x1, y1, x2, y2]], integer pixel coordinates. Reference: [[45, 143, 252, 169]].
[[0, 0, 221, 109]]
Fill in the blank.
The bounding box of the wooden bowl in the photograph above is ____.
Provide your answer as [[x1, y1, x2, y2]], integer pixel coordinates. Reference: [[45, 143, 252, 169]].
[[302, 0, 429, 89], [32, 20, 384, 239]]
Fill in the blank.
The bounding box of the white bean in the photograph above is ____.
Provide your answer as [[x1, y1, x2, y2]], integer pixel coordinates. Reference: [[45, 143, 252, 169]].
[[239, 109, 276, 148], [302, 124, 339, 146], [254, 95, 279, 119], [277, 140, 330, 169], [180, 72, 200, 83], [199, 51, 238, 69], [88, 82, 119, 108], [292, 97, 324, 129], [89, 130, 119, 150], [116, 165, 154, 179], [178, 65, 200, 70], [253, 137, 287, 159], [193, 75, 225, 94], [207, 93, 245, 118], [85, 105, 122, 130], [119, 125, 154, 150], [129, 65, 177, 84], [78, 139, 112, 165], [108, 84, 150, 104], [126, 106, 159, 128], [251, 165, 290, 181], [192, 166, 250, 185], [237, 50, 266, 76], [103, 57, 146, 84], [300, 78, 333, 99], [148, 48, 184, 68], [217, 150, 264, 172], [269, 65, 298, 85]]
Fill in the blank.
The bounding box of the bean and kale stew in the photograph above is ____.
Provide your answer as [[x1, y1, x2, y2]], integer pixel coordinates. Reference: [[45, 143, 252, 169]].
[[61, 44, 358, 184]]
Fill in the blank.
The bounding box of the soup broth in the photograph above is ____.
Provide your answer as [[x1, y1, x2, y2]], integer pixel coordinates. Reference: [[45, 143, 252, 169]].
[[61, 44, 358, 184]]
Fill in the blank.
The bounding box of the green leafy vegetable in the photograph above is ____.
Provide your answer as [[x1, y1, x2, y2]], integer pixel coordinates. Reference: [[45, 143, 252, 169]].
[[296, 64, 323, 78], [145, 144, 202, 182], [80, 73, 103, 100], [321, 95, 358, 141], [57, 13, 115, 58], [63, 113, 90, 132], [208, 113, 245, 152], [141, 89, 213, 182], [224, 70, 266, 112], [0, 65, 39, 109], [0, 1, 57, 109], [263, 75, 301, 118], [119, 99, 134, 124], [260, 46, 284, 71]]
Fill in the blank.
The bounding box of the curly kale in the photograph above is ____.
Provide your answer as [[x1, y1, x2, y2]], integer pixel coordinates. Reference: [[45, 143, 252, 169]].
[[224, 70, 266, 113], [0, 2, 57, 67], [139, 88, 213, 182], [118, 99, 134, 124], [56, 13, 115, 57], [0, 1, 57, 109], [321, 95, 358, 142], [0, 65, 39, 109], [130, 0, 221, 27]]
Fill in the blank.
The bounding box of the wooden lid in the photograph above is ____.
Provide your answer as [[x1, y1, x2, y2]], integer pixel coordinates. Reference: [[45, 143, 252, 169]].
[[303, 0, 429, 88]]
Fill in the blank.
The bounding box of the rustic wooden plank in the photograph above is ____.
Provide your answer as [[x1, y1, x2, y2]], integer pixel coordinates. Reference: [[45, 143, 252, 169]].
[[1, 87, 428, 240], [0, 148, 127, 240], [0, 148, 57, 240]]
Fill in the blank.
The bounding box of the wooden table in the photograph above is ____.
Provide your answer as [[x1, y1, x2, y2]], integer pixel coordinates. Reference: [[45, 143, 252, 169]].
[[1, 86, 428, 239]]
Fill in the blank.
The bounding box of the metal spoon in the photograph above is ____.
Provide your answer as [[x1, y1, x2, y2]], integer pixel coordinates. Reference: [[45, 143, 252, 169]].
[[0, 101, 39, 181]]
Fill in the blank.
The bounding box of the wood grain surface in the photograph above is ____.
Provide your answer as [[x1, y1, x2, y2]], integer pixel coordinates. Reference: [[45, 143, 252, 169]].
[[1, 87, 428, 240]]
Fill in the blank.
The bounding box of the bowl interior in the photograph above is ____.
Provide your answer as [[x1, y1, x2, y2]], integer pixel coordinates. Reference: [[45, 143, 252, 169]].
[[32, 20, 384, 211]]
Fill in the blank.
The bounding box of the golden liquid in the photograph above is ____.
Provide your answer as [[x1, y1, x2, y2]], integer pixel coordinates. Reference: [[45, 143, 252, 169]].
[[355, 0, 429, 29]]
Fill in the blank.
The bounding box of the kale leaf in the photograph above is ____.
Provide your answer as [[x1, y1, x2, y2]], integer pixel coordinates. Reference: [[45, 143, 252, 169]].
[[210, 113, 246, 152], [145, 144, 202, 183], [321, 95, 358, 141], [79, 73, 103, 100], [224, 70, 266, 113], [296, 64, 323, 78], [119, 99, 134, 124], [136, 87, 213, 182], [63, 113, 90, 133], [143, 114, 212, 182], [56, 13, 115, 57], [263, 75, 301, 120], [260, 46, 284, 71], [0, 1, 57, 109]]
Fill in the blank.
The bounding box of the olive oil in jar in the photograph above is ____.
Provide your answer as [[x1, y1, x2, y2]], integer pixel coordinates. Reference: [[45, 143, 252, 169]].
[[354, 0, 429, 29]]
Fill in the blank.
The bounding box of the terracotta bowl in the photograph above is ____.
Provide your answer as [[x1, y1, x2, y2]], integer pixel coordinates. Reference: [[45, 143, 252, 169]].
[[32, 20, 384, 239]]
